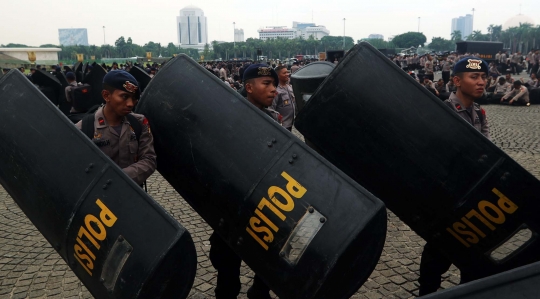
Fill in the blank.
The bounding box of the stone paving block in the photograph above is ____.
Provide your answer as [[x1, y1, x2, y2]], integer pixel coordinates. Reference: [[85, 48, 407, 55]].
[[0, 104, 539, 298]]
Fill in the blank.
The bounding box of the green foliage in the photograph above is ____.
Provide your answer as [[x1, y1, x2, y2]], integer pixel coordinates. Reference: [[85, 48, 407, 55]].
[[391, 32, 427, 48], [428, 37, 454, 51], [360, 38, 395, 49], [451, 30, 462, 42], [2, 43, 30, 48]]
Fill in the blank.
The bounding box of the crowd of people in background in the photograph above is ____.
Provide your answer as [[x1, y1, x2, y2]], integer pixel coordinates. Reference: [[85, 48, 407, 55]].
[[388, 49, 540, 106]]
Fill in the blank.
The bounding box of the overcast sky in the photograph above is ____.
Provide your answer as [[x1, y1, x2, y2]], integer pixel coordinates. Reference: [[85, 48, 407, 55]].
[[2, 0, 539, 47]]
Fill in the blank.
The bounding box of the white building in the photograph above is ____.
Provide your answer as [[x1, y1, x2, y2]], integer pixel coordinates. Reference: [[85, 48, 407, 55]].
[[451, 14, 473, 40], [304, 26, 330, 40], [368, 34, 384, 40], [0, 48, 61, 66], [258, 26, 298, 40], [293, 22, 329, 39], [234, 29, 244, 42], [177, 5, 208, 49]]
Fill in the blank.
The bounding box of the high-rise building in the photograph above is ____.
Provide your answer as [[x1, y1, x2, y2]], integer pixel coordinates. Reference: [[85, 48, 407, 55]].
[[368, 34, 384, 40], [234, 29, 244, 42], [451, 14, 473, 40], [177, 5, 208, 48], [58, 28, 89, 46]]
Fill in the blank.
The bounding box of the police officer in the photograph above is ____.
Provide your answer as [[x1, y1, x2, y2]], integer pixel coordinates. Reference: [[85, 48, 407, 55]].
[[75, 70, 156, 185], [271, 65, 295, 131], [418, 57, 490, 296], [209, 64, 279, 299]]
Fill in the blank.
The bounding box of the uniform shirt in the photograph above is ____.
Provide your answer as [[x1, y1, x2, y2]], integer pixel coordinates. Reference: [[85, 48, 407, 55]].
[[65, 81, 82, 113], [271, 84, 296, 128], [503, 86, 530, 103], [425, 60, 434, 74], [511, 54, 521, 64], [524, 78, 539, 88], [219, 67, 227, 80], [494, 82, 511, 93], [445, 92, 490, 139], [441, 60, 454, 72], [75, 106, 156, 185]]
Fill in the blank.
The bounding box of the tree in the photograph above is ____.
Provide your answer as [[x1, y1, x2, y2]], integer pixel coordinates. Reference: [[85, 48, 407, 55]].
[[467, 30, 489, 41], [451, 30, 462, 42], [391, 32, 427, 48], [360, 38, 395, 49], [428, 37, 454, 52]]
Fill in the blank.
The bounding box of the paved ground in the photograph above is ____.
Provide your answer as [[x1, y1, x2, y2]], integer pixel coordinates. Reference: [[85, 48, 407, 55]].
[[1, 103, 540, 299]]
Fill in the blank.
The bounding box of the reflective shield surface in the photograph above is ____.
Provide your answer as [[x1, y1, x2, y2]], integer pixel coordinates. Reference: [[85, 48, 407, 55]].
[[31, 69, 62, 106], [0, 70, 197, 299], [129, 66, 152, 93], [290, 61, 335, 111], [422, 261, 540, 299], [136, 54, 387, 299], [295, 42, 540, 280], [80, 62, 106, 111]]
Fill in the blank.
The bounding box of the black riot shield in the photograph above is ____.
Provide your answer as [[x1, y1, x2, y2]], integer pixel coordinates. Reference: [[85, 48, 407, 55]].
[[31, 69, 62, 106], [0, 70, 197, 299], [290, 61, 335, 111], [295, 42, 540, 280], [73, 62, 84, 82], [135, 55, 387, 299], [129, 66, 152, 93], [422, 261, 540, 299], [54, 71, 71, 115], [80, 62, 106, 110]]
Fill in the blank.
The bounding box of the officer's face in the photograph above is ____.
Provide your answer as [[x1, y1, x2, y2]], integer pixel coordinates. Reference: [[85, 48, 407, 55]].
[[245, 77, 276, 109], [454, 72, 487, 99], [103, 89, 139, 117], [278, 68, 290, 84]]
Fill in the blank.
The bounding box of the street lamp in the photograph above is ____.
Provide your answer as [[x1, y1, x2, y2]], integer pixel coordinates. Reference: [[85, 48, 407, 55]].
[[418, 17, 420, 32], [103, 26, 106, 45], [343, 18, 346, 50], [233, 22, 236, 59]]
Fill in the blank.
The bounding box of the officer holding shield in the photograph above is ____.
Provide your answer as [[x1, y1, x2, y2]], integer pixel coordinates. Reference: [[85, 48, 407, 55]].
[[419, 57, 490, 295], [75, 70, 156, 185], [209, 64, 280, 299]]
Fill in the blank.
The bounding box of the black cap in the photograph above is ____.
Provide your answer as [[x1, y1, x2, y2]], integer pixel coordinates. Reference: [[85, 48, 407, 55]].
[[242, 64, 278, 86], [66, 72, 76, 80], [103, 70, 140, 97]]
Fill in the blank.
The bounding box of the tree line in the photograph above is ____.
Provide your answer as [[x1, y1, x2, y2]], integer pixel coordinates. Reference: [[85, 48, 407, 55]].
[[1, 35, 355, 63]]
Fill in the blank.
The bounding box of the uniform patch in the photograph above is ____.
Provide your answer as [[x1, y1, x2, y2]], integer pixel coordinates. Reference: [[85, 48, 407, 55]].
[[257, 67, 271, 76], [123, 81, 138, 93], [94, 139, 110, 147], [466, 59, 482, 70], [98, 117, 105, 125]]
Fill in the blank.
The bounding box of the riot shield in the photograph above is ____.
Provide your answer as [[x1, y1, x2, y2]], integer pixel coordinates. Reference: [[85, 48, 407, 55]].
[[0, 70, 197, 299], [80, 62, 106, 110], [54, 71, 72, 115], [135, 55, 387, 299], [129, 66, 151, 93], [295, 42, 540, 280], [73, 62, 83, 82], [290, 61, 335, 111], [31, 68, 62, 106], [422, 261, 540, 299]]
